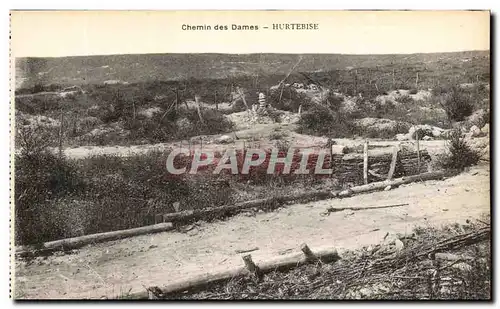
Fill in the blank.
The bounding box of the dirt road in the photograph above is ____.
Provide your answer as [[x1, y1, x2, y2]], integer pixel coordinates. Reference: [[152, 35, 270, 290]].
[[14, 164, 490, 299]]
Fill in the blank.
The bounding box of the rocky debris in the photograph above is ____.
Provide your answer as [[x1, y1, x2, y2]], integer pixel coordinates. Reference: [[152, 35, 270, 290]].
[[469, 125, 482, 138], [459, 109, 489, 131], [225, 110, 299, 129], [353, 117, 411, 137], [481, 123, 489, 135], [216, 135, 234, 144], [175, 118, 194, 132], [375, 89, 432, 106], [395, 133, 408, 141], [404, 124, 448, 140], [138, 107, 163, 119], [331, 145, 348, 155], [17, 113, 60, 129], [103, 79, 129, 85], [87, 105, 102, 117]]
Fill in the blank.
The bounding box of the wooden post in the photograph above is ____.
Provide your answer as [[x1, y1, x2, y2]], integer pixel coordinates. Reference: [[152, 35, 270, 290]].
[[415, 72, 419, 89], [132, 101, 136, 122], [363, 140, 369, 184], [354, 70, 358, 95], [58, 111, 64, 157], [392, 68, 395, 89], [328, 138, 334, 177], [300, 243, 319, 262], [242, 254, 262, 280], [298, 104, 302, 115], [387, 146, 399, 180], [195, 95, 205, 124], [214, 91, 218, 110], [416, 132, 421, 174], [175, 88, 179, 110], [237, 88, 250, 110]]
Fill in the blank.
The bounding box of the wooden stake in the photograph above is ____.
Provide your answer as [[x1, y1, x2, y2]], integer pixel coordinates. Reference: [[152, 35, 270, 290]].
[[416, 132, 421, 174], [363, 141, 369, 185], [58, 111, 64, 157], [175, 88, 179, 110], [300, 243, 319, 262], [236, 88, 250, 110], [415, 72, 419, 89], [195, 95, 205, 124], [214, 91, 218, 110], [298, 104, 302, 115], [387, 146, 399, 180], [242, 254, 262, 280], [392, 68, 395, 89]]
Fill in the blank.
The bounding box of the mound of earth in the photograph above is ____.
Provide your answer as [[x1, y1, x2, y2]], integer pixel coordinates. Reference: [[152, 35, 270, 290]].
[[226, 109, 300, 130], [353, 117, 411, 138], [375, 89, 432, 105]]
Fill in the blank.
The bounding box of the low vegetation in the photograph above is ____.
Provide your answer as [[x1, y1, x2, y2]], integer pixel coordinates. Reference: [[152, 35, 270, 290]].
[[435, 130, 481, 171], [160, 221, 491, 300]]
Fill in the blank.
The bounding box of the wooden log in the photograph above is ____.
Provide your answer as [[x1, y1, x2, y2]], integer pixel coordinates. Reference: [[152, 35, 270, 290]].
[[129, 246, 338, 299], [338, 171, 448, 197], [16, 222, 174, 256], [162, 190, 334, 224], [326, 203, 409, 213]]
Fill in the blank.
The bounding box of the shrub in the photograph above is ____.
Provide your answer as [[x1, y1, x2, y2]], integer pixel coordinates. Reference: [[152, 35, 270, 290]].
[[269, 85, 309, 111], [298, 103, 356, 138], [15, 150, 85, 245], [441, 87, 475, 121], [437, 130, 480, 171], [298, 105, 335, 135]]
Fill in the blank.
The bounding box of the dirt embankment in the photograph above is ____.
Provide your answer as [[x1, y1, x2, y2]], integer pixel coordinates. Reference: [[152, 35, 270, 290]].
[[15, 164, 489, 299]]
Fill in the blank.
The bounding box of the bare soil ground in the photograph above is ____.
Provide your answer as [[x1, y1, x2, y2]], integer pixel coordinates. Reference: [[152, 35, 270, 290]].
[[14, 163, 489, 299]]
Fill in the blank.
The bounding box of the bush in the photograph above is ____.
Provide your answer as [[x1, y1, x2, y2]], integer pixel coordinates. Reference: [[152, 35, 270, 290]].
[[441, 87, 475, 121], [298, 103, 355, 137], [15, 150, 85, 245], [437, 130, 480, 171], [269, 85, 309, 111]]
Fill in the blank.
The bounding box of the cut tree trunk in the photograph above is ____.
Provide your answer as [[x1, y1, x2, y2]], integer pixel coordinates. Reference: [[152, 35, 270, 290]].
[[130, 246, 339, 298], [338, 171, 447, 197], [17, 223, 174, 257]]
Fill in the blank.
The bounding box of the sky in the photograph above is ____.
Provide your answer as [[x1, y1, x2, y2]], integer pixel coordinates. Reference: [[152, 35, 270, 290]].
[[10, 10, 490, 57]]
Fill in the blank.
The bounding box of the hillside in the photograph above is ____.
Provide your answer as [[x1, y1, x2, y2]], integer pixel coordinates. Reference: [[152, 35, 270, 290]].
[[15, 51, 490, 90]]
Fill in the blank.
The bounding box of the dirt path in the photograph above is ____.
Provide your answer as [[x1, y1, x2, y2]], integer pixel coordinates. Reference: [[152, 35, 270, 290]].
[[14, 164, 490, 299]]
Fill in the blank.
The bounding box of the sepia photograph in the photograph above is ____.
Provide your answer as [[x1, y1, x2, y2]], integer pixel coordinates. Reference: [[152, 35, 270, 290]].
[[10, 10, 491, 300]]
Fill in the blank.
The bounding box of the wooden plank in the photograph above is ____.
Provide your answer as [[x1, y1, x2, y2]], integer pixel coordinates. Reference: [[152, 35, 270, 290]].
[[387, 146, 399, 180]]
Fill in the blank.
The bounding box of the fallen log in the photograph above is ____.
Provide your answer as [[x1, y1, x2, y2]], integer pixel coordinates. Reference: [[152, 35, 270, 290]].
[[162, 190, 334, 224], [338, 171, 448, 197], [16, 222, 174, 257], [325, 203, 409, 214], [129, 246, 339, 299]]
